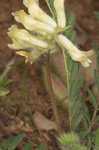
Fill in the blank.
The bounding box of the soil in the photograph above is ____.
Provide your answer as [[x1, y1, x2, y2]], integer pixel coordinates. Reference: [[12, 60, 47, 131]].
[[0, 0, 99, 150]]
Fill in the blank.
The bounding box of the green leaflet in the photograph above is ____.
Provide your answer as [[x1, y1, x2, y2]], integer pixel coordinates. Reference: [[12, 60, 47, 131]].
[[0, 88, 9, 97], [72, 113, 83, 131], [81, 101, 90, 125], [70, 99, 80, 118], [0, 133, 25, 150], [64, 13, 76, 43], [69, 79, 82, 101], [88, 89, 97, 109]]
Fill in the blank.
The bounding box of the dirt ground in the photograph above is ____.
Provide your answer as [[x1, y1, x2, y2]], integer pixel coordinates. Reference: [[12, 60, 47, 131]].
[[0, 0, 99, 149]]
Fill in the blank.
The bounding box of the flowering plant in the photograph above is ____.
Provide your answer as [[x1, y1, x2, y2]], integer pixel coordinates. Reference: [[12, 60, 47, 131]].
[[8, 0, 94, 67]]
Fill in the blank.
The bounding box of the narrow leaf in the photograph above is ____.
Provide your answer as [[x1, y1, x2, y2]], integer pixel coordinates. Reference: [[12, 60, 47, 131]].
[[68, 14, 76, 27], [81, 101, 90, 124], [88, 89, 97, 109], [0, 133, 25, 150], [70, 79, 83, 101], [83, 118, 89, 130], [70, 100, 80, 118], [0, 88, 9, 96], [72, 113, 83, 131]]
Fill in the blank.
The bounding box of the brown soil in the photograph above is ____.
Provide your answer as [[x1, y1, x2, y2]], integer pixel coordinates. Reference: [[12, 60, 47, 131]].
[[0, 0, 99, 150]]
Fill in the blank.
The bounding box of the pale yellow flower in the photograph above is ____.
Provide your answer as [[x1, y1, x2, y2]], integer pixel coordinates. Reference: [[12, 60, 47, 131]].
[[56, 34, 94, 67], [23, 0, 57, 28], [7, 0, 94, 67], [54, 0, 66, 28], [12, 10, 55, 34], [8, 25, 48, 50]]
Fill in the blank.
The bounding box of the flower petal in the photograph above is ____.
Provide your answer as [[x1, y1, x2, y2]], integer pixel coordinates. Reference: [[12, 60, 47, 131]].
[[8, 25, 48, 50], [16, 51, 29, 63], [23, 0, 57, 28], [54, 0, 66, 28], [56, 34, 94, 67], [12, 10, 55, 34]]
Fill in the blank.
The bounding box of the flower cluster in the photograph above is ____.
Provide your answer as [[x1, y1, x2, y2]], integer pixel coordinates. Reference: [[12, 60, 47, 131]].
[[8, 0, 94, 67]]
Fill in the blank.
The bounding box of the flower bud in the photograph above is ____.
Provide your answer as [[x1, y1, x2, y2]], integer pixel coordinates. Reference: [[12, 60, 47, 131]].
[[54, 0, 66, 28], [23, 0, 57, 28], [8, 25, 48, 50], [57, 34, 94, 67], [12, 10, 55, 34]]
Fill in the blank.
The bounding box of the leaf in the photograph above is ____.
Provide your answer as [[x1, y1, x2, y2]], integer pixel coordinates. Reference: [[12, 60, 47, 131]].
[[83, 118, 89, 130], [0, 88, 9, 96], [0, 133, 25, 150], [65, 8, 68, 18], [70, 30, 76, 44], [9, 133, 26, 150], [69, 63, 79, 86], [88, 89, 97, 109], [37, 143, 45, 150], [68, 14, 76, 27], [64, 14, 76, 42], [94, 11, 99, 20], [22, 142, 33, 150], [70, 100, 80, 118], [95, 129, 99, 150], [69, 79, 83, 101], [72, 113, 83, 131], [81, 101, 90, 124]]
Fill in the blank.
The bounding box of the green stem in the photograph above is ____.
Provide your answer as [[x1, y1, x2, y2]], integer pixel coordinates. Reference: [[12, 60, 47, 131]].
[[62, 49, 72, 131], [55, 35, 72, 130], [46, 51, 62, 134], [45, 0, 55, 19]]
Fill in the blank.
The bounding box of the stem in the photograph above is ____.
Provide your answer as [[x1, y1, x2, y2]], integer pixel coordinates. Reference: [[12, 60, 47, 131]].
[[55, 35, 72, 131], [46, 51, 62, 134], [62, 49, 72, 131], [45, 0, 55, 19], [62, 50, 69, 96]]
